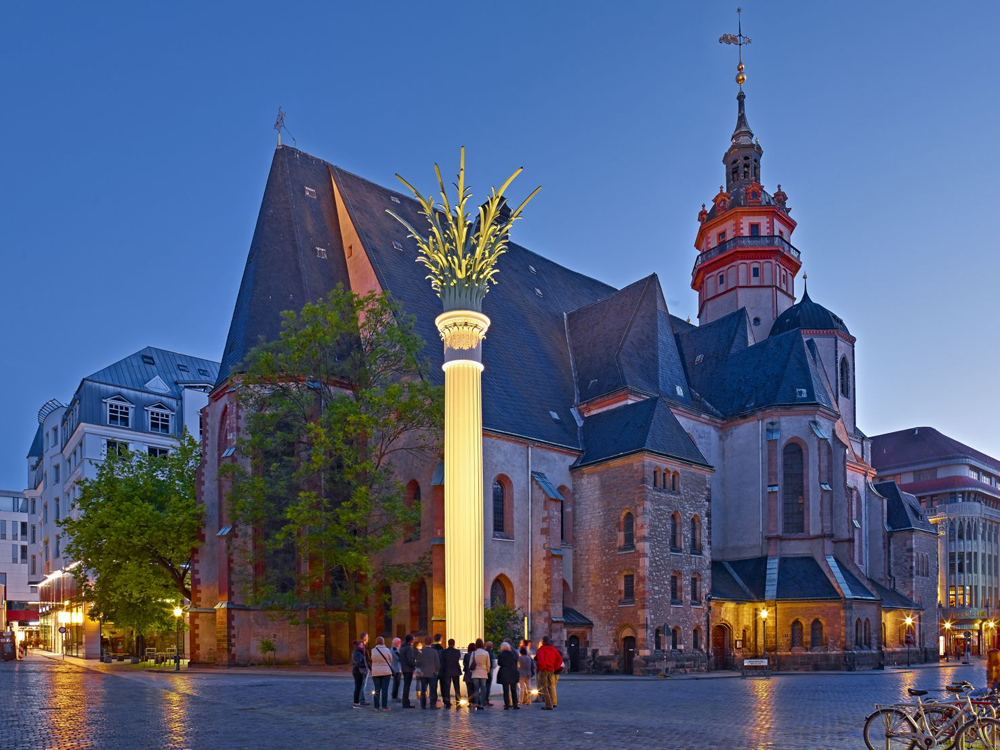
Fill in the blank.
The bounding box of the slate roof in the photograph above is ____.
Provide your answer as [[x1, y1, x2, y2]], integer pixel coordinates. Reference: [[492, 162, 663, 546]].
[[897, 475, 1000, 501], [562, 606, 594, 628], [84, 347, 218, 397], [770, 287, 851, 337], [576, 397, 710, 468], [218, 145, 845, 453], [873, 481, 935, 533], [26, 426, 42, 459], [866, 576, 921, 611], [676, 320, 837, 419], [871, 427, 1000, 475], [775, 557, 841, 600], [566, 275, 693, 408]]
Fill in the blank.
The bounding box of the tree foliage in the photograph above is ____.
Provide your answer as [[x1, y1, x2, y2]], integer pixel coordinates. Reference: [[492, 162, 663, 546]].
[[484, 603, 524, 647], [225, 287, 443, 625], [61, 434, 202, 634]]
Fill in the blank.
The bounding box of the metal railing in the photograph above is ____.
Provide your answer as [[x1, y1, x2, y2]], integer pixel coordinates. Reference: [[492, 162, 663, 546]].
[[695, 235, 800, 268]]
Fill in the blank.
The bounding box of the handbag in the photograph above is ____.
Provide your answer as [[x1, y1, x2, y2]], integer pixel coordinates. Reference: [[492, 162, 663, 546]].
[[376, 646, 396, 674]]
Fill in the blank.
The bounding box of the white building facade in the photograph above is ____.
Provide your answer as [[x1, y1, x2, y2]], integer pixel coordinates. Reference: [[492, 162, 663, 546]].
[[26, 347, 218, 657]]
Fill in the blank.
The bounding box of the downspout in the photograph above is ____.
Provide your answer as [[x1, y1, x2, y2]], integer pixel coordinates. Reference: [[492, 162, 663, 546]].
[[527, 442, 533, 639], [759, 416, 764, 556]]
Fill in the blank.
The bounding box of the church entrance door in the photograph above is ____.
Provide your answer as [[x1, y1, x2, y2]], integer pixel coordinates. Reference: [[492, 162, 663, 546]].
[[567, 635, 580, 672], [622, 636, 636, 674], [712, 625, 732, 670]]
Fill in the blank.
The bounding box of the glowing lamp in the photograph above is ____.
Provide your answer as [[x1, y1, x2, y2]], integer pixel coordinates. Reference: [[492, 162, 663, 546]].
[[905, 616, 913, 627], [530, 689, 540, 696], [944, 621, 952, 630], [459, 699, 469, 707], [173, 607, 183, 618], [760, 608, 768, 620]]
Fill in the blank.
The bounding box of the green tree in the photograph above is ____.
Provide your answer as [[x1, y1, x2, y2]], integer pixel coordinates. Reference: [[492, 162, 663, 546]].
[[484, 603, 524, 647], [61, 433, 202, 637], [225, 287, 442, 648]]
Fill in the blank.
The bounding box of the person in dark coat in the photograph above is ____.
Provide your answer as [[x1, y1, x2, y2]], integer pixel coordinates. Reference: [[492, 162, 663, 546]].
[[497, 642, 520, 709], [440, 638, 462, 708], [351, 633, 370, 708], [484, 641, 497, 706], [432, 633, 445, 707], [398, 634, 417, 708], [462, 641, 477, 708], [416, 636, 440, 709]]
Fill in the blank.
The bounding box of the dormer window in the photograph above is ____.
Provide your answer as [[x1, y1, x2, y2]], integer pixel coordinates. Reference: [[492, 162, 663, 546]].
[[105, 396, 133, 428], [147, 404, 173, 435]]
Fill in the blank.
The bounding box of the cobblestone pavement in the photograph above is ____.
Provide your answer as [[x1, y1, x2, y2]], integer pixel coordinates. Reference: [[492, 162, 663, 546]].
[[0, 654, 989, 749]]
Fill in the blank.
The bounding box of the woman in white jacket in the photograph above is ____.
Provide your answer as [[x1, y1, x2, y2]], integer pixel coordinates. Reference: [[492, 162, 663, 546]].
[[470, 638, 492, 710], [370, 636, 396, 711]]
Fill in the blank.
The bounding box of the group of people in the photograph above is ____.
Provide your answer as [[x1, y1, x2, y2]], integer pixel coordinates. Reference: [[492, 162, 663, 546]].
[[351, 633, 564, 712]]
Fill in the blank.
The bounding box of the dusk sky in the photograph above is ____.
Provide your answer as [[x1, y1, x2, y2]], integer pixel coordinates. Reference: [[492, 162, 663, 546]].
[[3, 0, 996, 489]]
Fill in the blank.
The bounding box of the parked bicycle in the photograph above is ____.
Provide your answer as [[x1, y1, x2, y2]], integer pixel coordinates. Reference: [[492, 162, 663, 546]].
[[863, 684, 1000, 749]]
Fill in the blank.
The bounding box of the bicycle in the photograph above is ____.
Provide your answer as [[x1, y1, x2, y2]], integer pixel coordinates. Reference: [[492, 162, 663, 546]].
[[863, 686, 1000, 749]]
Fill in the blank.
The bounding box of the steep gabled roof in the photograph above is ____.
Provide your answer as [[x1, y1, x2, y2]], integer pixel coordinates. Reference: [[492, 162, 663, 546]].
[[566, 274, 692, 407], [576, 397, 709, 468], [330, 165, 616, 449], [217, 147, 352, 386], [675, 326, 836, 419], [873, 481, 935, 533]]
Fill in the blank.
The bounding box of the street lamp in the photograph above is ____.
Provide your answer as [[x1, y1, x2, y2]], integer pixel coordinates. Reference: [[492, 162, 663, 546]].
[[988, 621, 996, 652], [904, 616, 914, 668], [760, 608, 769, 660], [173, 606, 183, 672], [944, 621, 952, 662]]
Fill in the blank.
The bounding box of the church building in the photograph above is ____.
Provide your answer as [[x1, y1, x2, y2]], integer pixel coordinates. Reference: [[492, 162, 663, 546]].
[[189, 73, 935, 671]]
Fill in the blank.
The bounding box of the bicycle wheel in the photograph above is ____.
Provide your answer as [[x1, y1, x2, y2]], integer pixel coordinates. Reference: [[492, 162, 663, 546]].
[[863, 708, 919, 750], [953, 716, 1000, 749], [924, 704, 962, 744]]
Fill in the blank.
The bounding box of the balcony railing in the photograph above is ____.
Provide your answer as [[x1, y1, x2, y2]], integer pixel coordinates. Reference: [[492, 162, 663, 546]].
[[695, 234, 801, 268]]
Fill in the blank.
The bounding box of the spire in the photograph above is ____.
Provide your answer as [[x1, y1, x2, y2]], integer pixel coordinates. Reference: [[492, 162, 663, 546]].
[[732, 90, 754, 146]]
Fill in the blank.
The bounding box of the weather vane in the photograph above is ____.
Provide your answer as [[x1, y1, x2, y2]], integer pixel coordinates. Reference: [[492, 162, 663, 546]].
[[719, 7, 752, 90], [273, 107, 296, 147]]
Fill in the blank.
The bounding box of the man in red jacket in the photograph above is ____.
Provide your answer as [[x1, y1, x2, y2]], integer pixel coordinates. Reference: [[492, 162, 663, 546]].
[[535, 636, 564, 710]]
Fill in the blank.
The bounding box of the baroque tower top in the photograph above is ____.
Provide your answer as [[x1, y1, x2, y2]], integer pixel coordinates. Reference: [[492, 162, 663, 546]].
[[691, 10, 801, 336]]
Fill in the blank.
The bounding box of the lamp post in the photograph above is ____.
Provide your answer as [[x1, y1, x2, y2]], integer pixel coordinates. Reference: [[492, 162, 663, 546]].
[[904, 616, 913, 668], [989, 621, 996, 652], [944, 621, 952, 662], [760, 608, 769, 661], [173, 606, 182, 672]]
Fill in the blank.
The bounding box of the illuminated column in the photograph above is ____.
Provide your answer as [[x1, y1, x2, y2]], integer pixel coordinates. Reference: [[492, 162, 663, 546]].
[[436, 309, 490, 648]]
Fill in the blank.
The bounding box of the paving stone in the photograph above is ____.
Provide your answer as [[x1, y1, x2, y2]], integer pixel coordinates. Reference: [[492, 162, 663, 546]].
[[0, 655, 988, 749]]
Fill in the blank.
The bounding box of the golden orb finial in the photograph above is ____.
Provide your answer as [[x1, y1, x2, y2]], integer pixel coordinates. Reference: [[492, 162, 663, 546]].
[[736, 71, 746, 85]]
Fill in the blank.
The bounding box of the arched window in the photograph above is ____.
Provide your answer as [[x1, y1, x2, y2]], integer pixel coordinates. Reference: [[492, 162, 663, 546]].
[[855, 618, 863, 649], [417, 579, 428, 633], [864, 619, 872, 648], [670, 571, 681, 604], [654, 627, 662, 651], [810, 619, 824, 649], [949, 522, 956, 543], [405, 481, 421, 542], [690, 574, 701, 604], [622, 511, 635, 549], [216, 405, 230, 459], [840, 357, 851, 399], [790, 620, 804, 649], [882, 621, 887, 648], [690, 515, 702, 554], [622, 572, 635, 602], [490, 577, 508, 607], [653, 468, 660, 488], [782, 443, 805, 533], [959, 522, 965, 541], [671, 472, 680, 492], [671, 627, 680, 650], [693, 627, 701, 651], [381, 585, 392, 636], [670, 512, 682, 552], [559, 485, 573, 545], [492, 476, 515, 540]]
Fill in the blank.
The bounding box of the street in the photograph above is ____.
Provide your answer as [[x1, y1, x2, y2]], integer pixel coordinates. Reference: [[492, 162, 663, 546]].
[[0, 655, 987, 749]]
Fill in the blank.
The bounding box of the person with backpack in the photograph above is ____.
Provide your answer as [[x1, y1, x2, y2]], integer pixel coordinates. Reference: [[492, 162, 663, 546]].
[[370, 636, 395, 711], [535, 636, 564, 710]]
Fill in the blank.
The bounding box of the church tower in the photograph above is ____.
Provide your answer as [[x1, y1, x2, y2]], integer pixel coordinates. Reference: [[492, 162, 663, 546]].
[[691, 39, 801, 337]]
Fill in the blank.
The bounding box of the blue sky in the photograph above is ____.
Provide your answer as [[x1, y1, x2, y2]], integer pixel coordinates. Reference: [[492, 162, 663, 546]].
[[2, 1, 996, 488]]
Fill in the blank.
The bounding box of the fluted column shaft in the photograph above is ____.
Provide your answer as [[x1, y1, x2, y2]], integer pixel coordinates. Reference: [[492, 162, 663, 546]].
[[436, 310, 490, 649]]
